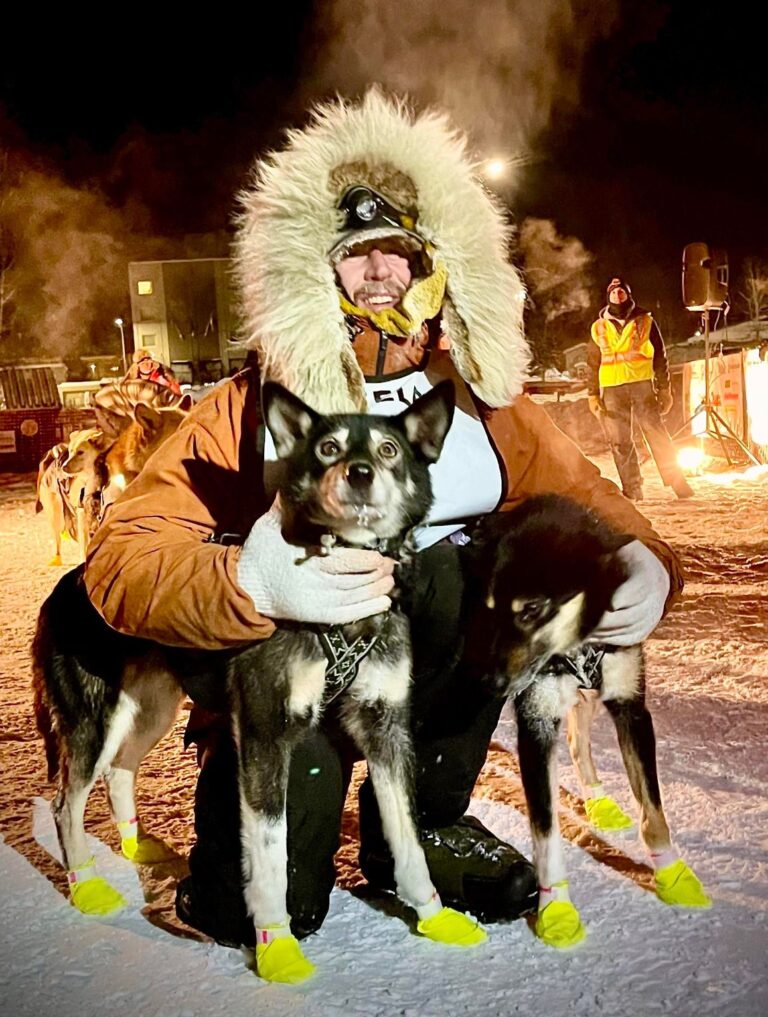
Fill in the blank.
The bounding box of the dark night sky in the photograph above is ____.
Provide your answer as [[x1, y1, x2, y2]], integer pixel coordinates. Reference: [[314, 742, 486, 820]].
[[2, 1, 767, 343], [519, 1, 768, 335]]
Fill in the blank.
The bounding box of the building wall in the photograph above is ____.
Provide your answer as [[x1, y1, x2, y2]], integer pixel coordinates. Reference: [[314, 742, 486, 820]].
[[128, 259, 243, 382], [128, 262, 170, 363]]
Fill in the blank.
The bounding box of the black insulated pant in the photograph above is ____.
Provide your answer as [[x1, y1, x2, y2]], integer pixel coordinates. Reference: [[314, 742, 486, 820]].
[[183, 542, 506, 942], [602, 380, 684, 492]]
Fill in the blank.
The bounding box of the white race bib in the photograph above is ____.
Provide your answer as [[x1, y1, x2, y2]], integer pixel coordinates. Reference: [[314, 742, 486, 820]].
[[263, 361, 502, 550]]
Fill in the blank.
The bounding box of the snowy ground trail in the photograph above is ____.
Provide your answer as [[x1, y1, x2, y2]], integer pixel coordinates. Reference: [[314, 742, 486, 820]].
[[1, 456, 766, 1017]]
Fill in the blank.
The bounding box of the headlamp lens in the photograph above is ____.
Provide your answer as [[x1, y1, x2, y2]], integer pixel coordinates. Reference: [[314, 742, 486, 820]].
[[355, 193, 379, 222]]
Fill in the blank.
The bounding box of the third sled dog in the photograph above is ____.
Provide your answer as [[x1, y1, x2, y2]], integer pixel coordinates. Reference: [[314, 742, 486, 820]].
[[466, 495, 711, 948]]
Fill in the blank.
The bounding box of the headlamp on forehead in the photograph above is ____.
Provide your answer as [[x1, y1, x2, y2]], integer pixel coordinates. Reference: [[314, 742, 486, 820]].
[[330, 186, 423, 261], [340, 186, 415, 233], [345, 187, 379, 224]]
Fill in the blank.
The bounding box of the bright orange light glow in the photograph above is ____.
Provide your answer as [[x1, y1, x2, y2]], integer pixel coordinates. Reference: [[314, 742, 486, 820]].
[[687, 370, 707, 435], [678, 445, 706, 472], [745, 349, 768, 445]]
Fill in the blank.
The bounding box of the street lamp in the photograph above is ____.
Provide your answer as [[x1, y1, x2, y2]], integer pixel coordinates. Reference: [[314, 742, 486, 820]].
[[482, 158, 508, 181], [114, 317, 127, 373]]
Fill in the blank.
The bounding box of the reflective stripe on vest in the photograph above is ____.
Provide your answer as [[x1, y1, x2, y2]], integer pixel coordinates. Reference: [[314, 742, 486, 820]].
[[590, 314, 655, 388]]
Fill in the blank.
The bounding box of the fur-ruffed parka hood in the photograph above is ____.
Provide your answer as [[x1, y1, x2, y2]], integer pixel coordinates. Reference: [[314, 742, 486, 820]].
[[233, 88, 530, 413]]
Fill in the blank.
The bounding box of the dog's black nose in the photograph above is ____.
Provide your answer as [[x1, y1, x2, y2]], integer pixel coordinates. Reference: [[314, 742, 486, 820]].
[[346, 461, 374, 489]]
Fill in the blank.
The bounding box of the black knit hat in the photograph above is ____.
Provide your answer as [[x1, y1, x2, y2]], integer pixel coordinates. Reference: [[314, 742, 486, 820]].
[[606, 277, 632, 299]]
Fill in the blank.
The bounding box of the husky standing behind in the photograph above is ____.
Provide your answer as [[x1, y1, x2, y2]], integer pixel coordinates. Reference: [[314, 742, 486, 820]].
[[96, 395, 193, 514], [467, 495, 711, 949], [35, 395, 193, 565], [36, 430, 107, 565], [33, 380, 487, 986]]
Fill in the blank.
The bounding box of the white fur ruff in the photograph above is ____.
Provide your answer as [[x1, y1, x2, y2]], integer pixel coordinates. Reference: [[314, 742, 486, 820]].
[[233, 88, 530, 413]]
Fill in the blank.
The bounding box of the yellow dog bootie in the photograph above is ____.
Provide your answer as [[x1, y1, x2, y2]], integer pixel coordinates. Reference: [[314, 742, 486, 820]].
[[534, 880, 586, 948], [414, 891, 486, 946], [655, 859, 712, 908], [255, 922, 316, 984], [535, 901, 587, 948], [417, 907, 487, 946], [118, 818, 176, 864], [68, 857, 126, 916], [584, 795, 634, 832]]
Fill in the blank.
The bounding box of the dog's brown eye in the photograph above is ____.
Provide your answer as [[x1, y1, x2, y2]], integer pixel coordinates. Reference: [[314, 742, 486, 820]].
[[379, 440, 400, 459], [318, 439, 340, 458], [511, 596, 552, 626]]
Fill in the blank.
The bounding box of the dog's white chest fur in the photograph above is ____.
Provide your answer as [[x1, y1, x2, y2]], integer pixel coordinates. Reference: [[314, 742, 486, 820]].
[[364, 370, 502, 548]]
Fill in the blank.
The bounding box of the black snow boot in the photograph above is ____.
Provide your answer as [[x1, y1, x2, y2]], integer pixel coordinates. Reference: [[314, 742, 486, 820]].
[[175, 874, 254, 948], [360, 814, 538, 922]]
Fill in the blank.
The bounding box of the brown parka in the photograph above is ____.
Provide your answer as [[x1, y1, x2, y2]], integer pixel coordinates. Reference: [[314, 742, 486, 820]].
[[84, 350, 683, 651]]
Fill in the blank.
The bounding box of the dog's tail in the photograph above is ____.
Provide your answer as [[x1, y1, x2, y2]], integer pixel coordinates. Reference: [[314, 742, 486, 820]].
[[31, 609, 60, 783]]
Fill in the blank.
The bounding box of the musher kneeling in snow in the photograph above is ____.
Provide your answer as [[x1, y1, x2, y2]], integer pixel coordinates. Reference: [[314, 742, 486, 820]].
[[84, 89, 685, 949]]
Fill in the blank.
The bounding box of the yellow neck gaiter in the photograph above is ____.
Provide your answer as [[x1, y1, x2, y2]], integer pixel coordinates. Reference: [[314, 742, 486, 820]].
[[340, 259, 447, 338]]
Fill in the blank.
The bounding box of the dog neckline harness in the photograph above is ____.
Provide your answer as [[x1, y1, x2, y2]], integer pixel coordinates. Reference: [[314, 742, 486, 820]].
[[316, 627, 381, 706], [207, 525, 408, 705], [312, 527, 414, 706], [545, 645, 607, 690], [511, 644, 608, 700]]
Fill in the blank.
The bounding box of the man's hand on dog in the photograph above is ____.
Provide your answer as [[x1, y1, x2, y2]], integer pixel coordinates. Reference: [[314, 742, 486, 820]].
[[588, 540, 670, 646], [237, 502, 395, 625]]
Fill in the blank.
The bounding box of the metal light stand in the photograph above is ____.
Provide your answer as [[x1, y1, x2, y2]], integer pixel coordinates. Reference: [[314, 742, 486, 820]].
[[675, 306, 763, 466]]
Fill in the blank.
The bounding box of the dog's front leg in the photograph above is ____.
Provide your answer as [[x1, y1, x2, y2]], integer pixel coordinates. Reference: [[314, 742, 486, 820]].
[[566, 691, 601, 790], [517, 680, 586, 948], [345, 645, 485, 947], [601, 647, 710, 908], [230, 642, 325, 984], [45, 487, 65, 565], [567, 691, 633, 832], [344, 657, 432, 909]]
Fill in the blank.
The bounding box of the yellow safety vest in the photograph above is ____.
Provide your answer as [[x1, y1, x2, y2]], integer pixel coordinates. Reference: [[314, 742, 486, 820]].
[[590, 313, 655, 389]]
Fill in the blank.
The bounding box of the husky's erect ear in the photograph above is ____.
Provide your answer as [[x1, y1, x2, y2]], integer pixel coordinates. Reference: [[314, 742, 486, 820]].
[[262, 381, 320, 458], [399, 380, 455, 463], [134, 402, 163, 434], [177, 393, 194, 412]]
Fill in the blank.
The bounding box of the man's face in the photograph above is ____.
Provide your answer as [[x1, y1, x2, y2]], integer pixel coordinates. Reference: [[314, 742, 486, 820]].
[[608, 286, 628, 305], [335, 239, 414, 312], [138, 356, 158, 375]]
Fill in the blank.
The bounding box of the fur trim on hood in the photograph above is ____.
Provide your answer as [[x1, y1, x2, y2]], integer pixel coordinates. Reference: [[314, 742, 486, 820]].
[[233, 88, 530, 412]]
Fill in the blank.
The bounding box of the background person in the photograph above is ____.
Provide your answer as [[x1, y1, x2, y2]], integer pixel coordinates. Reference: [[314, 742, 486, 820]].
[[124, 347, 182, 396], [587, 277, 693, 500]]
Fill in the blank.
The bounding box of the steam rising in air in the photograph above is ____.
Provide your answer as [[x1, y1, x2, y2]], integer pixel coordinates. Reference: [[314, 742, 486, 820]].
[[304, 0, 619, 168]]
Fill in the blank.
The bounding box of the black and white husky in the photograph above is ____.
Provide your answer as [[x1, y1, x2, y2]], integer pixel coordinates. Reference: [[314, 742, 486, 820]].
[[468, 495, 710, 948], [33, 380, 487, 984]]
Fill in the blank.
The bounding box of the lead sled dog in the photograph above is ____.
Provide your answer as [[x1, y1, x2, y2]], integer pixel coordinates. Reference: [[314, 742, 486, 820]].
[[33, 380, 488, 985]]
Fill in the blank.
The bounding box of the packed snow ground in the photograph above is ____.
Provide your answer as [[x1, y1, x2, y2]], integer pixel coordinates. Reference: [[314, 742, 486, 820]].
[[1, 453, 767, 1017]]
